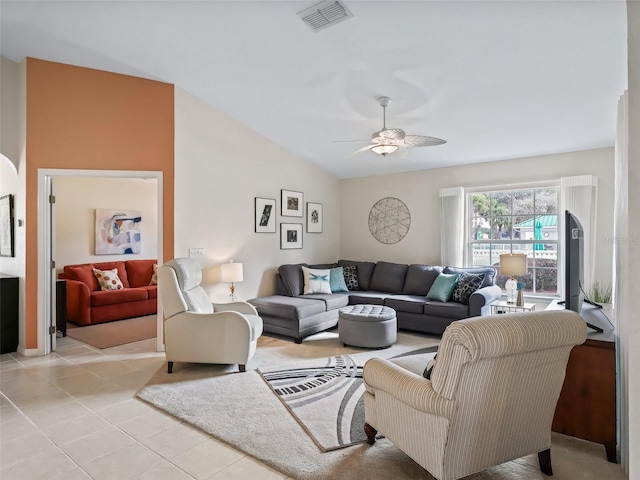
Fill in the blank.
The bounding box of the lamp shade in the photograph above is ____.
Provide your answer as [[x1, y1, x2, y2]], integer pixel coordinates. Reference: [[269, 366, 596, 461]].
[[221, 262, 243, 283], [499, 254, 527, 276], [371, 144, 398, 155]]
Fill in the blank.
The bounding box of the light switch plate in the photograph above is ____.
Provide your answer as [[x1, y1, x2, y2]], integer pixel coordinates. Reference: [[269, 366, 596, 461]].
[[189, 248, 205, 258]]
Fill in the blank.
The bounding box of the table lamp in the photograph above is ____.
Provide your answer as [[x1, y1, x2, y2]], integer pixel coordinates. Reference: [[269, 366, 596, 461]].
[[499, 254, 527, 304], [221, 261, 243, 302]]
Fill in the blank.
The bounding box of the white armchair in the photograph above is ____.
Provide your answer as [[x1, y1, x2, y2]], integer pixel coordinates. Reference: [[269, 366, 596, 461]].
[[363, 310, 587, 480], [158, 257, 263, 373]]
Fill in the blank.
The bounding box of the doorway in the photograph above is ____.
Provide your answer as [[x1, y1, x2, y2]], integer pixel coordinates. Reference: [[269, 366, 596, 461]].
[[38, 169, 164, 355]]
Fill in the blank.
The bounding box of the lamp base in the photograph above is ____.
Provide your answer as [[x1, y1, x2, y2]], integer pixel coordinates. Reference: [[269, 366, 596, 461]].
[[505, 277, 518, 304]]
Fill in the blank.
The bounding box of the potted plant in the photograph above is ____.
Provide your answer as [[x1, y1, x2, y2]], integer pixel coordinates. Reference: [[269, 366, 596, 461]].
[[588, 281, 612, 312]]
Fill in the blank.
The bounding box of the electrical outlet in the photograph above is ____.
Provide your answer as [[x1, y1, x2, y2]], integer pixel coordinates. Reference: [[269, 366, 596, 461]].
[[189, 248, 205, 258]]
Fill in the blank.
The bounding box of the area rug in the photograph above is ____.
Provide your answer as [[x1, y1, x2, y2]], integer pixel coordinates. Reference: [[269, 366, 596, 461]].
[[67, 314, 157, 348], [258, 346, 438, 452]]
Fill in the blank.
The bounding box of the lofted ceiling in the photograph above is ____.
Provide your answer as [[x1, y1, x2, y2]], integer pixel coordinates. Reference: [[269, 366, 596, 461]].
[[0, 1, 628, 179]]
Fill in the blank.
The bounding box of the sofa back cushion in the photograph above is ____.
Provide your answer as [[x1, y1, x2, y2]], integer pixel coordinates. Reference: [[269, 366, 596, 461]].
[[64, 264, 99, 291], [338, 260, 376, 291], [403, 264, 444, 296], [443, 266, 496, 288], [126, 259, 158, 287], [369, 261, 408, 294], [278, 264, 307, 296]]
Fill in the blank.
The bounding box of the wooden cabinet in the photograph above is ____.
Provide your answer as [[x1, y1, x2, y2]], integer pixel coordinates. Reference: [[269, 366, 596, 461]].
[[0, 274, 19, 354], [552, 309, 617, 463]]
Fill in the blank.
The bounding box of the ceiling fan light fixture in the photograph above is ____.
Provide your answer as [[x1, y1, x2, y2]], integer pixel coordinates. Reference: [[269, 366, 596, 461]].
[[371, 144, 399, 156]]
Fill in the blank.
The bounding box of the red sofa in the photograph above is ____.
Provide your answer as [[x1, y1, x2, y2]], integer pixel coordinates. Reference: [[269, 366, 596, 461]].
[[59, 259, 158, 326]]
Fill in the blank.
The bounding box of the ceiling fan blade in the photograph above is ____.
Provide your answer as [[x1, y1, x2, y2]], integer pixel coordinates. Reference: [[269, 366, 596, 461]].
[[331, 139, 370, 143], [379, 128, 406, 140], [403, 135, 447, 147], [353, 144, 376, 154], [386, 145, 409, 159]]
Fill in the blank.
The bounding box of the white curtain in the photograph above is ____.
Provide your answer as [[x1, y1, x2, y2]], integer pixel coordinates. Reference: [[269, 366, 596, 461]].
[[613, 90, 629, 471], [439, 187, 465, 267], [560, 175, 598, 295]]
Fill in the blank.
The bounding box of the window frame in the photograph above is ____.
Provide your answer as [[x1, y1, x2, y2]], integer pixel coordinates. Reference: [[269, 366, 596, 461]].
[[465, 181, 561, 298]]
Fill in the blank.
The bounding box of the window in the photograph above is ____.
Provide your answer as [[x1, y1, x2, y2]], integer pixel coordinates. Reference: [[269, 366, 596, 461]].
[[468, 186, 559, 296]]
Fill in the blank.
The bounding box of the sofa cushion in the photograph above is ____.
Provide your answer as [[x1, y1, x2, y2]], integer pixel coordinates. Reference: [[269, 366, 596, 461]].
[[423, 300, 470, 320], [444, 266, 496, 288], [348, 291, 387, 305], [138, 285, 157, 299], [92, 261, 130, 288], [91, 288, 148, 307], [302, 267, 332, 295], [426, 273, 459, 302], [370, 261, 408, 294], [385, 295, 427, 314], [329, 267, 349, 293], [451, 272, 485, 305], [342, 265, 360, 290], [402, 264, 443, 296], [303, 293, 350, 310], [65, 264, 99, 291], [278, 264, 307, 296], [125, 259, 157, 287], [249, 295, 326, 320], [338, 260, 376, 291]]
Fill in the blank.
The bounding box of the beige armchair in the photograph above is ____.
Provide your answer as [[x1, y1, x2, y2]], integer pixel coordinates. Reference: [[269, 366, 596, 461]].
[[158, 258, 263, 373], [363, 310, 587, 480]]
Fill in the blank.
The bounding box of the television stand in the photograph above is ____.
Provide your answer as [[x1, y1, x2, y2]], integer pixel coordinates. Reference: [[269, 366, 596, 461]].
[[555, 300, 604, 332]]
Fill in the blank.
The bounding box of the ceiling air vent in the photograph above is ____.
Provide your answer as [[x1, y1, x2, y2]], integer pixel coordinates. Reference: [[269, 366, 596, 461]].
[[297, 0, 353, 33]]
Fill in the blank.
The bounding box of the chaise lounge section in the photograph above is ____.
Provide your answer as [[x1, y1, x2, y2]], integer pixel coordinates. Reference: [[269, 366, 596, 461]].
[[249, 260, 501, 343]]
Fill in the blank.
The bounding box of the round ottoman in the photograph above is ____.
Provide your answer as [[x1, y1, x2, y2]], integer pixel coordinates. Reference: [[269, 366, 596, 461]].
[[338, 304, 397, 348]]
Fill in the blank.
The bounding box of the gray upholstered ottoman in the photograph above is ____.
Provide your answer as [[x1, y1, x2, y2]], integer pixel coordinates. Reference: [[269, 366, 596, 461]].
[[338, 304, 397, 348]]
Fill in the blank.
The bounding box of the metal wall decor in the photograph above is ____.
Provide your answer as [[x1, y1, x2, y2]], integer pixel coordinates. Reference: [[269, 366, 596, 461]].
[[368, 197, 411, 244]]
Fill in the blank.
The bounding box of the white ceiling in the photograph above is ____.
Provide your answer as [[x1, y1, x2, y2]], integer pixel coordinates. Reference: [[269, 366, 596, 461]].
[[0, 1, 628, 179]]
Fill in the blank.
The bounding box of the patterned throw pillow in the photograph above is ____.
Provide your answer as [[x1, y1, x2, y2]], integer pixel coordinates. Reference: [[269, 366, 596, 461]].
[[342, 265, 360, 291], [149, 264, 158, 286], [422, 354, 437, 380], [302, 266, 332, 295], [451, 272, 486, 305], [93, 268, 124, 291]]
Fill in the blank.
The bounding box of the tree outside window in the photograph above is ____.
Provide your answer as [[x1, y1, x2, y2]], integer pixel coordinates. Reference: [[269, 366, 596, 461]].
[[469, 187, 559, 295]]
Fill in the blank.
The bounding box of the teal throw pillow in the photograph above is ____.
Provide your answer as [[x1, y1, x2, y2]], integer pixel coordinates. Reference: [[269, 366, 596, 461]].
[[426, 273, 460, 302], [329, 267, 349, 293]]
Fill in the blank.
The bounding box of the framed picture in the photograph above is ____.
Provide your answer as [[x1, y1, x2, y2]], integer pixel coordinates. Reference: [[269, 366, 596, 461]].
[[255, 197, 276, 233], [281, 189, 304, 217], [306, 202, 323, 233], [95, 208, 142, 255], [0, 194, 15, 257], [280, 223, 303, 249]]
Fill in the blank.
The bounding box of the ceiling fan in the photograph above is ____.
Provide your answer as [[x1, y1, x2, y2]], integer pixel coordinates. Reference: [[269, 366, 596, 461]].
[[342, 96, 446, 157]]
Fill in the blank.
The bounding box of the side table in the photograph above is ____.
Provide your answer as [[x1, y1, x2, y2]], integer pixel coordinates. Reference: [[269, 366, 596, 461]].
[[490, 300, 536, 314], [56, 279, 67, 337]]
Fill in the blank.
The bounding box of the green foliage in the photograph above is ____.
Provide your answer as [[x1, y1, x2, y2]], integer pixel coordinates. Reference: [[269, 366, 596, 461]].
[[589, 281, 612, 304]]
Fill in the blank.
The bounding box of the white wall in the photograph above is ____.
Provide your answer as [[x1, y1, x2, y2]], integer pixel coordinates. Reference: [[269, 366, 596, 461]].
[[340, 148, 615, 288], [174, 87, 341, 302], [54, 176, 159, 273]]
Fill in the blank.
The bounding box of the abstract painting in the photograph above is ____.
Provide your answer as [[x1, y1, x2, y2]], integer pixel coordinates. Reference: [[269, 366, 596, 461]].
[[95, 208, 142, 255], [255, 197, 276, 233]]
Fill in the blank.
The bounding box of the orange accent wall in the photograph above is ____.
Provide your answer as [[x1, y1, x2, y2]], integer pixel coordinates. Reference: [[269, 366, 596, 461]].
[[25, 58, 174, 349]]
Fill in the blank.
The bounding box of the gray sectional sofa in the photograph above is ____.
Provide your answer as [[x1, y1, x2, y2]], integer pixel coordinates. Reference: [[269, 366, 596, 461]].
[[248, 260, 502, 343]]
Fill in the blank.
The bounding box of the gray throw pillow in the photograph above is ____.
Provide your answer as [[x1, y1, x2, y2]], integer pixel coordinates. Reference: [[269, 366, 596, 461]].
[[423, 354, 437, 380]]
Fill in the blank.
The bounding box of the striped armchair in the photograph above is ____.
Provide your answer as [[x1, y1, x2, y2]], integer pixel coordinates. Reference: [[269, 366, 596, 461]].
[[363, 310, 587, 480]]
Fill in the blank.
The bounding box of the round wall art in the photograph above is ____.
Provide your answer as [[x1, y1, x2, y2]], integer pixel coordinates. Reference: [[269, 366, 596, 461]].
[[368, 197, 411, 244]]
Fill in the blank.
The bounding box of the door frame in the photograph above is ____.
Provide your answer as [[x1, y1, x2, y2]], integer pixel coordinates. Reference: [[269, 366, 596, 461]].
[[37, 168, 165, 354]]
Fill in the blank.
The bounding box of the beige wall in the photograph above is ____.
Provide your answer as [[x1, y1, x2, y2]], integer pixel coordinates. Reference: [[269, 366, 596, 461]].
[[174, 87, 341, 302], [54, 176, 159, 272], [340, 148, 615, 288]]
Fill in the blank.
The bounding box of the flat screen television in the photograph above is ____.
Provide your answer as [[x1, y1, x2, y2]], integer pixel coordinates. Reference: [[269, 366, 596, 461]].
[[564, 210, 603, 332], [564, 210, 584, 314]]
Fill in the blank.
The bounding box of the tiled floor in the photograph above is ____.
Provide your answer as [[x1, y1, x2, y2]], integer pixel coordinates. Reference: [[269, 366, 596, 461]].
[[0, 335, 288, 480], [0, 334, 626, 480]]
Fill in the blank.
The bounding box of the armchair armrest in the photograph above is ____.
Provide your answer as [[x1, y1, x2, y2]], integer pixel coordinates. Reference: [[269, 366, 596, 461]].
[[213, 301, 259, 316], [363, 358, 455, 419], [469, 284, 502, 317]]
